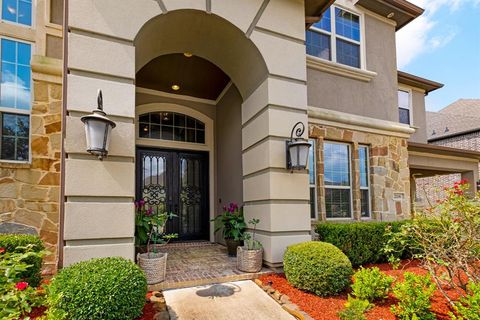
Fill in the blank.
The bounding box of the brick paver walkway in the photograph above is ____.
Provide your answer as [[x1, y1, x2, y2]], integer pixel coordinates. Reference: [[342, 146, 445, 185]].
[[148, 242, 271, 290]]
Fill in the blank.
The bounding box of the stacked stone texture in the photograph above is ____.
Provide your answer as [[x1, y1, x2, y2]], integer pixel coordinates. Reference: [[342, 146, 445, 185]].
[[309, 124, 410, 221], [416, 131, 480, 204], [0, 74, 62, 275]]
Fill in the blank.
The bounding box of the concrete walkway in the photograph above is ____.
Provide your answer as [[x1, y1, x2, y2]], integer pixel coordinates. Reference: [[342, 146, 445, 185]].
[[163, 280, 295, 320]]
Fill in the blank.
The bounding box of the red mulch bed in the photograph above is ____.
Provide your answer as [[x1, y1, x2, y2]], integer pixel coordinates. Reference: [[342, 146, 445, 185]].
[[28, 292, 158, 320], [259, 260, 460, 320]]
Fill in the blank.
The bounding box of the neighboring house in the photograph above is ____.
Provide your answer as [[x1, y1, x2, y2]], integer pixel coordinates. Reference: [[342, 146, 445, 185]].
[[0, 0, 64, 274], [0, 0, 478, 271], [415, 99, 480, 204]]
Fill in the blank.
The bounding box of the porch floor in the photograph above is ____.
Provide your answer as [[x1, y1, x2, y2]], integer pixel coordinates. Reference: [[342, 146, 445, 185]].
[[148, 241, 272, 291]]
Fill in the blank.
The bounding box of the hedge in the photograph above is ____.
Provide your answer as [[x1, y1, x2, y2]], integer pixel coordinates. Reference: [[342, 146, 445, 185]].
[[0, 234, 45, 287], [284, 241, 353, 296], [48, 257, 147, 320], [315, 221, 408, 266]]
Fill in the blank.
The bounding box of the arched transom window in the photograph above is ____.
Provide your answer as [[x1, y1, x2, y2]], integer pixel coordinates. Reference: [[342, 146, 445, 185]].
[[139, 112, 205, 144]]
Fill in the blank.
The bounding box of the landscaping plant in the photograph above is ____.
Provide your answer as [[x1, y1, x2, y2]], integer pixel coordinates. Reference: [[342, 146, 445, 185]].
[[283, 241, 353, 296], [351, 267, 394, 303], [337, 295, 370, 320], [451, 281, 480, 320], [391, 272, 436, 320], [243, 218, 262, 250], [384, 180, 480, 305], [0, 244, 47, 320], [212, 202, 246, 241], [47, 257, 147, 320], [316, 221, 408, 266]]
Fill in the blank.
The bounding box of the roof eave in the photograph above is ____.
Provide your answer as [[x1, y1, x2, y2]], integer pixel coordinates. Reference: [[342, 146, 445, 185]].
[[356, 0, 424, 30], [398, 71, 444, 94]]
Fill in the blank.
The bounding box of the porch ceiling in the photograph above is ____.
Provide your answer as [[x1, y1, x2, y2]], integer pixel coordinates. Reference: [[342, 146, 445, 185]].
[[136, 53, 230, 100]]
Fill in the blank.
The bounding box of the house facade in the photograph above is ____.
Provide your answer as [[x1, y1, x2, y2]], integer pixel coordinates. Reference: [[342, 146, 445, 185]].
[[416, 99, 480, 204], [0, 0, 479, 270]]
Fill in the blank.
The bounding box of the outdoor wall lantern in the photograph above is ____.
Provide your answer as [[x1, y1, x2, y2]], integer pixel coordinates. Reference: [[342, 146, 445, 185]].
[[80, 90, 116, 160], [286, 122, 311, 171]]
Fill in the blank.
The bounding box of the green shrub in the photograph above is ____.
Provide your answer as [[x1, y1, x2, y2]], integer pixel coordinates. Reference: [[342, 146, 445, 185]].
[[391, 272, 436, 320], [316, 221, 408, 266], [47, 257, 147, 320], [0, 234, 45, 287], [451, 282, 480, 320], [283, 241, 353, 296], [338, 295, 370, 320], [351, 267, 394, 302]]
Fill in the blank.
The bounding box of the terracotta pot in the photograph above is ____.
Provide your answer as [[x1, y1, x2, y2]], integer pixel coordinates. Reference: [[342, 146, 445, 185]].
[[225, 238, 242, 256]]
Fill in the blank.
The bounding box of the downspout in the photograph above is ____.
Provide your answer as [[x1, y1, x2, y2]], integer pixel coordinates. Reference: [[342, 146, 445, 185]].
[[57, 0, 69, 268]]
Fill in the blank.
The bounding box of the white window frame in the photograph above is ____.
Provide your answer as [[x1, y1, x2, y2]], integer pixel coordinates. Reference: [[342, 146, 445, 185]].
[[307, 2, 366, 70], [0, 35, 33, 163], [0, 0, 35, 28], [324, 141, 353, 220], [358, 145, 371, 219], [308, 139, 318, 220], [398, 86, 413, 126]]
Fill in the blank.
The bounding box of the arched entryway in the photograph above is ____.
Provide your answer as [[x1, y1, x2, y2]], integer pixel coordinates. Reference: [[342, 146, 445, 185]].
[[63, 1, 310, 268]]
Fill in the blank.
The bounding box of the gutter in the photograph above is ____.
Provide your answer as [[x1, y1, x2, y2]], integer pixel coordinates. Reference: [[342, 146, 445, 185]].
[[58, 0, 68, 268]]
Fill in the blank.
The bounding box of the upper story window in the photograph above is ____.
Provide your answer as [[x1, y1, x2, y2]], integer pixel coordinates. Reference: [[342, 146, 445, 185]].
[[0, 38, 31, 161], [324, 142, 352, 219], [306, 6, 362, 68], [398, 89, 411, 125], [1, 0, 32, 26], [139, 112, 205, 144]]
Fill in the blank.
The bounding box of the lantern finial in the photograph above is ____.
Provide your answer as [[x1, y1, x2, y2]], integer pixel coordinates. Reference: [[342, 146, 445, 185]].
[[97, 89, 103, 111]]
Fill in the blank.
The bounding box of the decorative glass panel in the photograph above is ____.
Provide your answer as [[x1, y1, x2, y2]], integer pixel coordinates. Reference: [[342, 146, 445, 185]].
[[139, 112, 205, 144], [141, 155, 167, 212], [325, 188, 351, 218], [1, 113, 29, 161], [1, 39, 31, 110], [324, 143, 350, 186], [306, 31, 331, 60], [336, 38, 360, 68], [335, 8, 360, 41], [313, 7, 331, 31], [179, 157, 202, 235], [1, 0, 32, 26], [399, 108, 410, 125]]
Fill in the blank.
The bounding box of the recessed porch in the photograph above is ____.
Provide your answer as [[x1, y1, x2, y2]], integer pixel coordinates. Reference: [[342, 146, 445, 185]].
[[148, 242, 272, 291]]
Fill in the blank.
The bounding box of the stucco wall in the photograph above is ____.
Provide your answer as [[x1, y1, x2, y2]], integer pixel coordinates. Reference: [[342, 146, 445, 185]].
[[307, 14, 398, 122], [216, 85, 244, 217], [409, 90, 428, 143]]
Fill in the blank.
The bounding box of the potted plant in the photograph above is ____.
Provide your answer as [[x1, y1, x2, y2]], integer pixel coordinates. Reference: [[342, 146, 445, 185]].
[[212, 202, 246, 256], [237, 218, 263, 273], [135, 199, 177, 284]]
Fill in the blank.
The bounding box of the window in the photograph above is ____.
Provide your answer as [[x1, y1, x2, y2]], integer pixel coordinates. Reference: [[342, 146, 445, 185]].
[[139, 112, 205, 144], [308, 139, 317, 219], [324, 142, 352, 218], [1, 0, 32, 26], [0, 38, 31, 161], [359, 145, 370, 218], [306, 6, 361, 68], [398, 89, 411, 125]]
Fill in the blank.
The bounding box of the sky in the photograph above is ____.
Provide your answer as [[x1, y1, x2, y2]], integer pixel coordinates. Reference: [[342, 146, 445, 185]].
[[396, 0, 480, 111]]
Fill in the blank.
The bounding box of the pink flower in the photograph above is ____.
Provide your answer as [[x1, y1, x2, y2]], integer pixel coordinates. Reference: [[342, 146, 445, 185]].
[[223, 205, 227, 211], [15, 282, 28, 291], [139, 199, 145, 207], [145, 208, 154, 216], [0, 247, 5, 254]]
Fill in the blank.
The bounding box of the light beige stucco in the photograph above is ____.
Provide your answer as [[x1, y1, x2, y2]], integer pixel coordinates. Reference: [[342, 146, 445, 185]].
[[64, 1, 311, 266], [409, 90, 428, 143]]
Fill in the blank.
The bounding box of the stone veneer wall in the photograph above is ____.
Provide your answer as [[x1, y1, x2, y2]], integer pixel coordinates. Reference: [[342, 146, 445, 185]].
[[0, 56, 62, 275], [309, 124, 411, 221], [415, 131, 480, 204]]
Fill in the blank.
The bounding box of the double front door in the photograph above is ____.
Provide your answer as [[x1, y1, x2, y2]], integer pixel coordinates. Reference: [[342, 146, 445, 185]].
[[136, 148, 209, 240]]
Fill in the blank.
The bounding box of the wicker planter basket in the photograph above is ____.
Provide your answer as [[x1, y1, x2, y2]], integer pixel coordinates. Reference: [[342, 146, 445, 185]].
[[137, 252, 168, 284], [236, 246, 263, 273]]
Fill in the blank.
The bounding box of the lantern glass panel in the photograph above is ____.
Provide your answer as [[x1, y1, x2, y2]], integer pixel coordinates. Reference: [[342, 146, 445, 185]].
[[84, 118, 109, 153]]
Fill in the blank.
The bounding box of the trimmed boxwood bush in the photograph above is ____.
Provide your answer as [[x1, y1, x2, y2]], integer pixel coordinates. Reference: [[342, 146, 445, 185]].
[[48, 257, 147, 320], [0, 234, 45, 287], [284, 241, 353, 296], [316, 221, 407, 266]]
